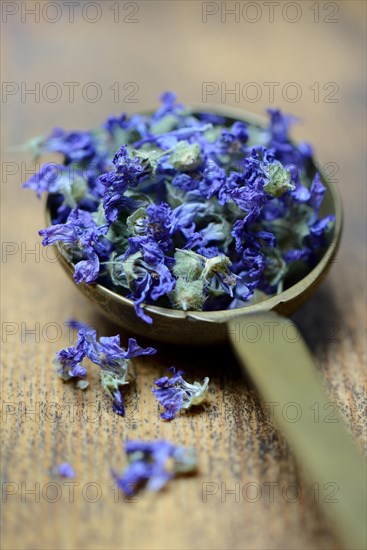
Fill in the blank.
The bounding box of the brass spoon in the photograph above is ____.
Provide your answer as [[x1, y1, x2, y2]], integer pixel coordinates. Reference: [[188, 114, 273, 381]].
[[46, 106, 365, 549]]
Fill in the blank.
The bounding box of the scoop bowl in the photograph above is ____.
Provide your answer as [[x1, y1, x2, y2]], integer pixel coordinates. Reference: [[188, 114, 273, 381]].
[[45, 106, 342, 345]]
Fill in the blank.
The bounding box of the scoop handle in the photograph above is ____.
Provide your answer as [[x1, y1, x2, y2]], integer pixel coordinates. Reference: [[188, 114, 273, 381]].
[[228, 311, 366, 550]]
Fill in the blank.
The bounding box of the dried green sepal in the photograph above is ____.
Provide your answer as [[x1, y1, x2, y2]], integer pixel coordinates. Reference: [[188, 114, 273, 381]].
[[169, 142, 202, 172], [172, 447, 198, 474], [53, 356, 72, 382], [92, 203, 108, 227], [267, 204, 314, 252], [126, 207, 147, 236], [105, 252, 128, 288], [169, 278, 206, 311], [264, 162, 295, 197], [132, 148, 165, 175], [106, 218, 131, 248], [263, 248, 288, 290], [173, 249, 205, 281], [76, 379, 89, 390], [122, 252, 143, 287], [201, 254, 233, 283], [182, 377, 209, 408], [201, 216, 233, 251], [99, 366, 129, 403], [165, 182, 187, 208], [150, 114, 178, 135]]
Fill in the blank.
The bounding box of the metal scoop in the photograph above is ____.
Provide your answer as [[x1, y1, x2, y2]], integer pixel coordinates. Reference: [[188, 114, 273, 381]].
[[46, 107, 365, 549]]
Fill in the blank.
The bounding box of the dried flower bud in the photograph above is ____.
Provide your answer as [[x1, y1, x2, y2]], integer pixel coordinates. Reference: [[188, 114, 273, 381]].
[[170, 278, 206, 311]]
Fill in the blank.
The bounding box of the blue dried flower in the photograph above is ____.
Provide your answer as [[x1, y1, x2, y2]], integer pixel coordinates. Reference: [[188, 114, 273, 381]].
[[219, 121, 249, 156], [199, 160, 227, 199], [54, 320, 96, 382], [85, 333, 155, 370], [309, 172, 326, 211], [41, 128, 96, 164], [55, 346, 87, 381], [104, 113, 129, 135], [57, 463, 75, 478], [128, 202, 174, 251], [135, 123, 211, 149], [121, 236, 175, 323], [55, 320, 156, 415], [23, 164, 66, 198], [266, 108, 312, 168], [153, 368, 209, 420], [267, 108, 296, 143], [39, 208, 110, 284], [100, 145, 144, 222], [151, 91, 184, 121], [112, 439, 198, 496]]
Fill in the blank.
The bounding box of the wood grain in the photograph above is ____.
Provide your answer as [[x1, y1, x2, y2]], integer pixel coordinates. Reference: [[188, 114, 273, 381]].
[[1, 2, 366, 549]]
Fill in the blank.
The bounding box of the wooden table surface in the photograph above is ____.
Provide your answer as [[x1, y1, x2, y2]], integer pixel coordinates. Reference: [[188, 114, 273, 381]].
[[1, 2, 366, 549]]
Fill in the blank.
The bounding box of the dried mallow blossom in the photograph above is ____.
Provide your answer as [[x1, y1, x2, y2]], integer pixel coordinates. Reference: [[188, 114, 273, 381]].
[[56, 463, 75, 478], [153, 367, 209, 420], [54, 320, 156, 415], [112, 439, 198, 496], [24, 92, 335, 323]]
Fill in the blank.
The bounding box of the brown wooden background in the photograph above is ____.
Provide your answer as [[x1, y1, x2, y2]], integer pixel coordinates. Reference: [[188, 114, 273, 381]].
[[1, 2, 366, 549]]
